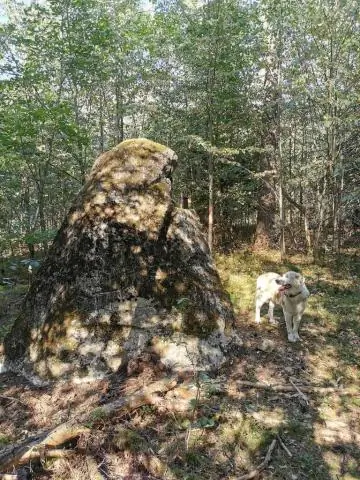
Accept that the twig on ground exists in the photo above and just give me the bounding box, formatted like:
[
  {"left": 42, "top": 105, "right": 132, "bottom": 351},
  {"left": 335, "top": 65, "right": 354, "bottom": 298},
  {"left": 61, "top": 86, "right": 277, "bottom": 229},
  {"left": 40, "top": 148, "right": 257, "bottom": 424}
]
[
  {"left": 289, "top": 378, "right": 309, "bottom": 405},
  {"left": 237, "top": 439, "right": 277, "bottom": 480},
  {"left": 0, "top": 377, "right": 177, "bottom": 472},
  {"left": 0, "top": 427, "right": 88, "bottom": 472},
  {"left": 237, "top": 380, "right": 357, "bottom": 395},
  {"left": 0, "top": 396, "right": 27, "bottom": 406},
  {"left": 276, "top": 434, "right": 292, "bottom": 457}
]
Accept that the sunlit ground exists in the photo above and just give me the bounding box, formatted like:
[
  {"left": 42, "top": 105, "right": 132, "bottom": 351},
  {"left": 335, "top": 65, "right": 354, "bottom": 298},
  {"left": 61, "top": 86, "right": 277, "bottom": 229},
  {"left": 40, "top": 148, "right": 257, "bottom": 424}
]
[
  {"left": 215, "top": 248, "right": 360, "bottom": 479},
  {"left": 0, "top": 248, "right": 359, "bottom": 479}
]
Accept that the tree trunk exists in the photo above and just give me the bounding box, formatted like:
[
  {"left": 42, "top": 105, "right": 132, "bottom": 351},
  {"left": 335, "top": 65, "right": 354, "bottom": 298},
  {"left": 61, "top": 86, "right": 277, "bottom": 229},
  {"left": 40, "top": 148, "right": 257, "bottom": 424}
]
[
  {"left": 205, "top": 0, "right": 221, "bottom": 252},
  {"left": 99, "top": 88, "right": 105, "bottom": 152},
  {"left": 278, "top": 95, "right": 285, "bottom": 259},
  {"left": 208, "top": 151, "right": 214, "bottom": 252},
  {"left": 277, "top": 5, "right": 285, "bottom": 259},
  {"left": 313, "top": 177, "right": 327, "bottom": 263},
  {"left": 115, "top": 81, "right": 124, "bottom": 143},
  {"left": 253, "top": 180, "right": 275, "bottom": 250}
]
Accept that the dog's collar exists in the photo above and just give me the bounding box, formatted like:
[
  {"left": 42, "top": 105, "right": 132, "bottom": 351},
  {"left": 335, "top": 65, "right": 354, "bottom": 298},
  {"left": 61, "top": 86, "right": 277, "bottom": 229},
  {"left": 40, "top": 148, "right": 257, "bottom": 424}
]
[{"left": 285, "top": 291, "right": 302, "bottom": 298}]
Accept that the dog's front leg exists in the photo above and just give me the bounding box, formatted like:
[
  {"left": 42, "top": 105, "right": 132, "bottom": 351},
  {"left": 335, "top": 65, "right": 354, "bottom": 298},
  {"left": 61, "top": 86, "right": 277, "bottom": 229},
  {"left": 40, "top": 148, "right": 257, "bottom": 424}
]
[
  {"left": 292, "top": 314, "right": 302, "bottom": 341},
  {"left": 255, "top": 301, "right": 262, "bottom": 323},
  {"left": 284, "top": 311, "right": 296, "bottom": 342},
  {"left": 268, "top": 300, "right": 276, "bottom": 324},
  {"left": 255, "top": 294, "right": 263, "bottom": 323}
]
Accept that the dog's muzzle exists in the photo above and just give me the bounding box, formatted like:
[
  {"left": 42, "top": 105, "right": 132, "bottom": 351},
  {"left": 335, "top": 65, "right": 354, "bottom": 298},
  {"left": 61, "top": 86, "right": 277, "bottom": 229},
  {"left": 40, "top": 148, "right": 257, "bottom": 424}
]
[{"left": 275, "top": 278, "right": 292, "bottom": 292}]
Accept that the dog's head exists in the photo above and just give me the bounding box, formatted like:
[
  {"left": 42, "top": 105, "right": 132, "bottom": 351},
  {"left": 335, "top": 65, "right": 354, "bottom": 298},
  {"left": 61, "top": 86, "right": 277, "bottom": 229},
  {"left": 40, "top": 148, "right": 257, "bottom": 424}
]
[{"left": 275, "top": 271, "right": 305, "bottom": 294}]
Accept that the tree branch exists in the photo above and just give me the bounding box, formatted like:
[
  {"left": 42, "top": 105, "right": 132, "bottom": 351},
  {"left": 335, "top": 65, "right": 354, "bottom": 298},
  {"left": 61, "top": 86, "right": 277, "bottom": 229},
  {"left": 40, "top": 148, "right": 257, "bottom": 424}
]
[
  {"left": 0, "top": 377, "right": 177, "bottom": 472},
  {"left": 237, "top": 380, "right": 357, "bottom": 395},
  {"left": 238, "top": 439, "right": 277, "bottom": 480}
]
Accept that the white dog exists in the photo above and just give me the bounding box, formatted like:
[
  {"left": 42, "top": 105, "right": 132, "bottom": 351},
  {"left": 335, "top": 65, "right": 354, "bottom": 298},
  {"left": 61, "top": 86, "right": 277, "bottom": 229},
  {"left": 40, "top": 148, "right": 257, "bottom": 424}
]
[{"left": 255, "top": 271, "right": 310, "bottom": 342}]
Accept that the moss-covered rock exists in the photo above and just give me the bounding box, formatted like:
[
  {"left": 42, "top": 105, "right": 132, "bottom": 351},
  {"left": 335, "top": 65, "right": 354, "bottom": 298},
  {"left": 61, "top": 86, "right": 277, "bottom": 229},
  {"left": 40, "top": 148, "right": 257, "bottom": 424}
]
[{"left": 4, "top": 138, "right": 237, "bottom": 382}]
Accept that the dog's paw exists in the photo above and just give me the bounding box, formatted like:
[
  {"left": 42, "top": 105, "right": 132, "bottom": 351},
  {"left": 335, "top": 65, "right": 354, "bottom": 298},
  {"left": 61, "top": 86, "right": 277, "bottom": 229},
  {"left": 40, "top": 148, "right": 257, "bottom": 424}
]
[
  {"left": 288, "top": 333, "right": 299, "bottom": 342},
  {"left": 255, "top": 317, "right": 261, "bottom": 324},
  {"left": 269, "top": 317, "right": 278, "bottom": 325}
]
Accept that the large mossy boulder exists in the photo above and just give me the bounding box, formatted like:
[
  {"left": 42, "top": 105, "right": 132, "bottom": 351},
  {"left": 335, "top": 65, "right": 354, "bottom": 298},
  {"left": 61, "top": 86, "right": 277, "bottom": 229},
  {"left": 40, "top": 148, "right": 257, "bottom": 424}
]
[{"left": 4, "top": 138, "right": 238, "bottom": 381}]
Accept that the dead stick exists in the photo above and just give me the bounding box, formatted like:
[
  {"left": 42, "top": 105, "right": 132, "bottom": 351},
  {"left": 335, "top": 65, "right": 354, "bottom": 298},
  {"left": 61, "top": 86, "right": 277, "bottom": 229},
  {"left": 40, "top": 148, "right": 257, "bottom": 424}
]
[
  {"left": 0, "top": 396, "right": 27, "bottom": 406},
  {"left": 237, "top": 380, "right": 357, "bottom": 395},
  {"left": 276, "top": 434, "right": 292, "bottom": 457},
  {"left": 0, "top": 448, "right": 75, "bottom": 471},
  {"left": 0, "top": 377, "right": 177, "bottom": 472},
  {"left": 237, "top": 439, "right": 277, "bottom": 480},
  {"left": 289, "top": 378, "right": 309, "bottom": 405},
  {"left": 42, "top": 448, "right": 75, "bottom": 458},
  {"left": 0, "top": 428, "right": 87, "bottom": 472}
]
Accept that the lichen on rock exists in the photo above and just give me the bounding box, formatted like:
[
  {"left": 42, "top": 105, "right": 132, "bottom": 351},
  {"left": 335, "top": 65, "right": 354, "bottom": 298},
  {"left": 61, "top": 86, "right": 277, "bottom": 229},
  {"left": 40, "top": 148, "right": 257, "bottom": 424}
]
[{"left": 4, "top": 138, "right": 238, "bottom": 381}]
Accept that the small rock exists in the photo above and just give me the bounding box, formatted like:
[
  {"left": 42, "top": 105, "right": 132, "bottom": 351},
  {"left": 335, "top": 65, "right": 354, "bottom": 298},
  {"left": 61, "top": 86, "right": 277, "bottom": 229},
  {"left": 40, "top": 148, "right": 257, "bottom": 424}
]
[{"left": 258, "top": 339, "right": 276, "bottom": 352}]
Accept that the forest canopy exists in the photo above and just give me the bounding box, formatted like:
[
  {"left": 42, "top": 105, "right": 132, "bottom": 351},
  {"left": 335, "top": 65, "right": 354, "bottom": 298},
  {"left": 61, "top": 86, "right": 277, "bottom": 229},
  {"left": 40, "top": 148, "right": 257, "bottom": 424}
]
[
  {"left": 1, "top": 0, "right": 359, "bottom": 258},
  {"left": 1, "top": 4, "right": 360, "bottom": 479}
]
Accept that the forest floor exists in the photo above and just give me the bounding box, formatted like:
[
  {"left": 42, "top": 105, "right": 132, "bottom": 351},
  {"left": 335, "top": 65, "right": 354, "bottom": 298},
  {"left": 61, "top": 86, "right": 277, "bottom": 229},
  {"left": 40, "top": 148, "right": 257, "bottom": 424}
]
[{"left": 0, "top": 249, "right": 359, "bottom": 479}]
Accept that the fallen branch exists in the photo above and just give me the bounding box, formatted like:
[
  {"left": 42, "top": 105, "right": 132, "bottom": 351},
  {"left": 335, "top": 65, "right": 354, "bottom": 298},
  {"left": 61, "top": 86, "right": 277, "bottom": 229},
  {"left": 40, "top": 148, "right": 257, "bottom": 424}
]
[
  {"left": 0, "top": 396, "right": 27, "bottom": 406},
  {"left": 289, "top": 378, "right": 309, "bottom": 405},
  {"left": 0, "top": 449, "right": 75, "bottom": 479},
  {"left": 238, "top": 439, "right": 277, "bottom": 480},
  {"left": 0, "top": 427, "right": 89, "bottom": 472},
  {"left": 276, "top": 434, "right": 292, "bottom": 458},
  {"left": 0, "top": 377, "right": 177, "bottom": 472},
  {"left": 237, "top": 380, "right": 357, "bottom": 395}
]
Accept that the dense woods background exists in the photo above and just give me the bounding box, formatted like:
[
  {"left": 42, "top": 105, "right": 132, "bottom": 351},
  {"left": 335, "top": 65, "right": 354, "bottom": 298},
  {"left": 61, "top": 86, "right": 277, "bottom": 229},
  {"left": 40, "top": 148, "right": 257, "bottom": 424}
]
[{"left": 1, "top": 0, "right": 359, "bottom": 260}]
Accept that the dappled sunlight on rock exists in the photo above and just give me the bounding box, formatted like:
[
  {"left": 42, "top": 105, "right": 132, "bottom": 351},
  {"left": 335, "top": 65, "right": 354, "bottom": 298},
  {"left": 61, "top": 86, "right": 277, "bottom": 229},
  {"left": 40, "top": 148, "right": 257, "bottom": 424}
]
[{"left": 4, "top": 138, "right": 236, "bottom": 381}]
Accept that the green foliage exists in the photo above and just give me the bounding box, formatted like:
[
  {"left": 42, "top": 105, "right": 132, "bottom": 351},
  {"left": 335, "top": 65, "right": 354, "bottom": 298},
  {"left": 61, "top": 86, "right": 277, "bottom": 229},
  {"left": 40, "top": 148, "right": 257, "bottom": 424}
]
[
  {"left": 112, "top": 426, "right": 148, "bottom": 452},
  {"left": 87, "top": 407, "right": 108, "bottom": 424},
  {"left": 0, "top": 435, "right": 12, "bottom": 446},
  {"left": 175, "top": 296, "right": 191, "bottom": 312},
  {"left": 0, "top": 0, "right": 360, "bottom": 254},
  {"left": 193, "top": 416, "right": 216, "bottom": 429},
  {"left": 23, "top": 229, "right": 56, "bottom": 246}
]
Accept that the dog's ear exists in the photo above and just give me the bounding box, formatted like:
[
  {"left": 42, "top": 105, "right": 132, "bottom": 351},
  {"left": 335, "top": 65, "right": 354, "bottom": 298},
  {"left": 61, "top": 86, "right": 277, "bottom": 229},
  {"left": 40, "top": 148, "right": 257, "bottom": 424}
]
[{"left": 294, "top": 272, "right": 305, "bottom": 285}]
